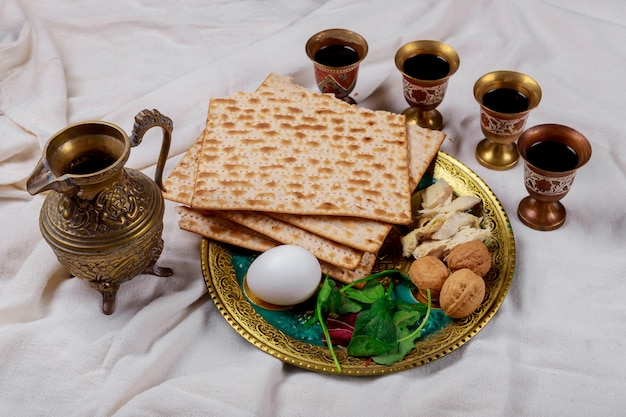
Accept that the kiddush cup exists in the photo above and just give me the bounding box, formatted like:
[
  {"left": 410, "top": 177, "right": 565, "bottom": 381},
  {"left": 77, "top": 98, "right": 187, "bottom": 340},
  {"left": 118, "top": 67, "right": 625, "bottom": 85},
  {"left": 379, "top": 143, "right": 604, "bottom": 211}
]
[
  {"left": 306, "top": 28, "right": 368, "bottom": 104},
  {"left": 517, "top": 124, "right": 591, "bottom": 231},
  {"left": 394, "top": 40, "right": 459, "bottom": 130},
  {"left": 474, "top": 70, "right": 542, "bottom": 170}
]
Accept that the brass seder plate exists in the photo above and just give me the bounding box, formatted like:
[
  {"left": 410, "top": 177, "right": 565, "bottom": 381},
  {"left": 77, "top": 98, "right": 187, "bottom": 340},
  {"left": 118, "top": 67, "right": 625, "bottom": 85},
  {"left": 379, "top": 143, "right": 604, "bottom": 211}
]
[{"left": 201, "top": 151, "right": 515, "bottom": 376}]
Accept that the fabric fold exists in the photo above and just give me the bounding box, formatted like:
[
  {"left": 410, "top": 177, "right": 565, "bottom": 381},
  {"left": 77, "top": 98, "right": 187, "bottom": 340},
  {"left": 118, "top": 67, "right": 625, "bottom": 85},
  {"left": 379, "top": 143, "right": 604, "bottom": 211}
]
[{"left": 0, "top": 0, "right": 67, "bottom": 190}]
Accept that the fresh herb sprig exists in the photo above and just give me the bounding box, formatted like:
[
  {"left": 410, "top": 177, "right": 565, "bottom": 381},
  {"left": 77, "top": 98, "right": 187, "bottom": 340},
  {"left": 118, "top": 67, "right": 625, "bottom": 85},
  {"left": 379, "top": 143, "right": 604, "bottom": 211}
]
[
  {"left": 310, "top": 270, "right": 432, "bottom": 373},
  {"left": 314, "top": 276, "right": 342, "bottom": 373}
]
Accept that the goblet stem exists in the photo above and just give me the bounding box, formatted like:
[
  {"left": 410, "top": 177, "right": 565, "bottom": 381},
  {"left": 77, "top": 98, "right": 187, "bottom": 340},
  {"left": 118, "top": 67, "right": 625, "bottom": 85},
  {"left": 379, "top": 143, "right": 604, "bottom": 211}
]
[
  {"left": 340, "top": 95, "right": 357, "bottom": 105},
  {"left": 402, "top": 107, "right": 443, "bottom": 130},
  {"left": 517, "top": 196, "right": 566, "bottom": 231},
  {"left": 475, "top": 139, "right": 519, "bottom": 170}
]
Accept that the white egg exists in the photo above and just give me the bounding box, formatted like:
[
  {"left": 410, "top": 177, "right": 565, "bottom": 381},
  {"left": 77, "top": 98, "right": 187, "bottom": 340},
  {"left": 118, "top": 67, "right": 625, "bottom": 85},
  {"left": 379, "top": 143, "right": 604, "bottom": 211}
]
[{"left": 246, "top": 245, "right": 322, "bottom": 306}]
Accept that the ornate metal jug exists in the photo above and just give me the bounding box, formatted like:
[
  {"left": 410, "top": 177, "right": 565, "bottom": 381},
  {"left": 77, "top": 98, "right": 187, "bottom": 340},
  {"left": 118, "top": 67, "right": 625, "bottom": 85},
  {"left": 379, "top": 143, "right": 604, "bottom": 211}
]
[{"left": 27, "top": 109, "right": 174, "bottom": 314}]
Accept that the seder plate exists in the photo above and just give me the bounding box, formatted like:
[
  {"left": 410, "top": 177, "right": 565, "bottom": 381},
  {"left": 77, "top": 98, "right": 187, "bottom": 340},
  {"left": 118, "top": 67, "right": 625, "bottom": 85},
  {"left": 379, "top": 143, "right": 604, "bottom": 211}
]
[{"left": 201, "top": 151, "right": 515, "bottom": 376}]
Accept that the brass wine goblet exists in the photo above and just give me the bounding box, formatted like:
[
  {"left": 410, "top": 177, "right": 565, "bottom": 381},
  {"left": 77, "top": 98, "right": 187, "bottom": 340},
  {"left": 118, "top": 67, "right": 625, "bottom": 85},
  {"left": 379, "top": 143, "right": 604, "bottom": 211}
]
[
  {"left": 517, "top": 124, "right": 591, "bottom": 231},
  {"left": 474, "top": 70, "right": 542, "bottom": 170},
  {"left": 305, "top": 28, "right": 368, "bottom": 105},
  {"left": 394, "top": 40, "right": 460, "bottom": 130}
]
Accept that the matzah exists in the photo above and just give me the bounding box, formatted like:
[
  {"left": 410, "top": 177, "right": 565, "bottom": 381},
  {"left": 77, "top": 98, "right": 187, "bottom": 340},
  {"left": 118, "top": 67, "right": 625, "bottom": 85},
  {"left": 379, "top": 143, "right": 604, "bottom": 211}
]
[
  {"left": 175, "top": 206, "right": 278, "bottom": 252},
  {"left": 190, "top": 91, "right": 412, "bottom": 224},
  {"left": 163, "top": 72, "right": 392, "bottom": 214},
  {"left": 406, "top": 124, "right": 446, "bottom": 190},
  {"left": 254, "top": 73, "right": 349, "bottom": 110},
  {"left": 265, "top": 124, "right": 445, "bottom": 252},
  {"left": 162, "top": 131, "right": 203, "bottom": 205},
  {"left": 163, "top": 122, "right": 445, "bottom": 255},
  {"left": 321, "top": 251, "right": 377, "bottom": 286},
  {"left": 267, "top": 212, "right": 391, "bottom": 253},
  {"left": 176, "top": 206, "right": 376, "bottom": 285},
  {"left": 164, "top": 74, "right": 445, "bottom": 275},
  {"left": 210, "top": 209, "right": 364, "bottom": 270}
]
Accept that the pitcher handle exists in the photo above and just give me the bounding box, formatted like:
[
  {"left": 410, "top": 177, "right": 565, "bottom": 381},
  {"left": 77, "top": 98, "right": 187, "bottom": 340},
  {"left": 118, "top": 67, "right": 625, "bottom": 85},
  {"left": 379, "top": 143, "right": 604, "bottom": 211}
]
[{"left": 129, "top": 109, "right": 173, "bottom": 191}]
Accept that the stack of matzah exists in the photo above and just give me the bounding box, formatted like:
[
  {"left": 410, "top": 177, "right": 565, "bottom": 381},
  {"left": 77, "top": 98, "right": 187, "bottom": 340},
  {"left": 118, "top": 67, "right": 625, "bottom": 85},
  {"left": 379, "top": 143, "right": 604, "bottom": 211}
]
[{"left": 164, "top": 73, "right": 445, "bottom": 284}]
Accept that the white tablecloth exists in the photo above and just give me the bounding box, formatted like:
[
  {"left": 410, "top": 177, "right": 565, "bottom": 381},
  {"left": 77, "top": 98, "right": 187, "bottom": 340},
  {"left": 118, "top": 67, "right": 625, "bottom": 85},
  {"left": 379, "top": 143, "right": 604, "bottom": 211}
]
[{"left": 1, "top": 0, "right": 624, "bottom": 415}]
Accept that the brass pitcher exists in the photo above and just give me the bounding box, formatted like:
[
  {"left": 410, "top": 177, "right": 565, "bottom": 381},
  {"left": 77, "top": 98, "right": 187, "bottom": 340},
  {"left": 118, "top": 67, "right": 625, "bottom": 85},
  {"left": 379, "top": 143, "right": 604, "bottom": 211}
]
[{"left": 27, "top": 109, "right": 174, "bottom": 315}]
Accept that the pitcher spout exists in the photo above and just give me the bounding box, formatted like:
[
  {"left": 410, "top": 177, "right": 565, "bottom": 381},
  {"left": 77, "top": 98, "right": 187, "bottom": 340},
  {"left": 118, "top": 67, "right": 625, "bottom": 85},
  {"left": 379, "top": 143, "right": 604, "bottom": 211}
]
[{"left": 27, "top": 158, "right": 76, "bottom": 195}]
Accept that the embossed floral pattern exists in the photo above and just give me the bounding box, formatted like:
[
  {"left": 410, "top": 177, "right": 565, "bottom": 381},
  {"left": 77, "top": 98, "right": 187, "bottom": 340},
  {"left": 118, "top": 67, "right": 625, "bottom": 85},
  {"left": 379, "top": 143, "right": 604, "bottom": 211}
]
[
  {"left": 403, "top": 78, "right": 447, "bottom": 106},
  {"left": 51, "top": 170, "right": 151, "bottom": 234},
  {"left": 481, "top": 111, "right": 528, "bottom": 136},
  {"left": 96, "top": 181, "right": 140, "bottom": 227},
  {"left": 524, "top": 164, "right": 576, "bottom": 196}
]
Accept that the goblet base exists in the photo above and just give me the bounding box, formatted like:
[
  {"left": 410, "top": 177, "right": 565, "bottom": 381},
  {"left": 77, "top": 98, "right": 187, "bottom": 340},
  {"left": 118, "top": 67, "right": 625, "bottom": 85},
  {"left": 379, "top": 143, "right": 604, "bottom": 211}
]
[
  {"left": 517, "top": 196, "right": 566, "bottom": 231},
  {"left": 402, "top": 107, "right": 443, "bottom": 131},
  {"left": 475, "top": 139, "right": 519, "bottom": 170}
]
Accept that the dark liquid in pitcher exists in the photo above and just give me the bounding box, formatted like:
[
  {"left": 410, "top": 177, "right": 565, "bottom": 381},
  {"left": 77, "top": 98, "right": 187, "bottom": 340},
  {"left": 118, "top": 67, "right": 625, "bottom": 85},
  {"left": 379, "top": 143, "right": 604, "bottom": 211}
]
[
  {"left": 67, "top": 152, "right": 117, "bottom": 175},
  {"left": 403, "top": 53, "right": 450, "bottom": 80},
  {"left": 482, "top": 88, "right": 529, "bottom": 113},
  {"left": 314, "top": 45, "right": 359, "bottom": 67},
  {"left": 526, "top": 141, "right": 579, "bottom": 172}
]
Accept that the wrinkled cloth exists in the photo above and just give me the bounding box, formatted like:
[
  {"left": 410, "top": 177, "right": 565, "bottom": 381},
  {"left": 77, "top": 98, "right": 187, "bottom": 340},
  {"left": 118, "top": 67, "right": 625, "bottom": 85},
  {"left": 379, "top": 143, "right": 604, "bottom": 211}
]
[
  {"left": 0, "top": 0, "right": 66, "bottom": 189},
  {"left": 1, "top": 0, "right": 625, "bottom": 416}
]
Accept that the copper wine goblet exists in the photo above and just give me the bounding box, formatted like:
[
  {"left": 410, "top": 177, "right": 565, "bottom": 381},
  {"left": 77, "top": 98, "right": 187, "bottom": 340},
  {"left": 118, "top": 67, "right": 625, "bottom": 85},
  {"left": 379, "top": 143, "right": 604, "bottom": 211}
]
[
  {"left": 517, "top": 124, "right": 591, "bottom": 231},
  {"left": 305, "top": 28, "right": 368, "bottom": 105},
  {"left": 474, "top": 70, "right": 542, "bottom": 170},
  {"left": 394, "top": 40, "right": 460, "bottom": 130}
]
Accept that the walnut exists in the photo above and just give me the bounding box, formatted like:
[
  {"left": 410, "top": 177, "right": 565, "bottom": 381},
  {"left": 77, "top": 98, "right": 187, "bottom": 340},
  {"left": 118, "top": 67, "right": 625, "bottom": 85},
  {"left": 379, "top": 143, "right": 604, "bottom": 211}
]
[
  {"left": 409, "top": 256, "right": 449, "bottom": 301},
  {"left": 445, "top": 240, "right": 491, "bottom": 277},
  {"left": 439, "top": 268, "right": 485, "bottom": 319}
]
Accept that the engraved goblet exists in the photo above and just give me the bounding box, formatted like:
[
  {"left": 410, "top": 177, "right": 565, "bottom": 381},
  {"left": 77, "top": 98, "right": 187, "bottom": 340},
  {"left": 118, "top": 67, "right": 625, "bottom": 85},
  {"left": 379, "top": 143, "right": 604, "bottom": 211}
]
[
  {"left": 517, "top": 124, "right": 591, "bottom": 231},
  {"left": 474, "top": 70, "right": 542, "bottom": 170},
  {"left": 305, "top": 28, "right": 368, "bottom": 105},
  {"left": 394, "top": 40, "right": 460, "bottom": 130}
]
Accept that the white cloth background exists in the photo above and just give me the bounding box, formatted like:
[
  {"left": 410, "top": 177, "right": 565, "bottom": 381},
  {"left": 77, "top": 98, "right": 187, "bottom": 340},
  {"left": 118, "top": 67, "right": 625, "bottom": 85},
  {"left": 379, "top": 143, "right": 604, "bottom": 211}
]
[{"left": 1, "top": 0, "right": 625, "bottom": 416}]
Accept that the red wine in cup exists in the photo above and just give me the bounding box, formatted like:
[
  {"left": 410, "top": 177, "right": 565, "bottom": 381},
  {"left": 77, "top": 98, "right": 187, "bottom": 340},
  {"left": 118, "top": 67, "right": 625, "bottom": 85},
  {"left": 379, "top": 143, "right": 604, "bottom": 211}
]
[
  {"left": 314, "top": 45, "right": 359, "bottom": 67},
  {"left": 402, "top": 53, "right": 450, "bottom": 80},
  {"left": 482, "top": 88, "right": 530, "bottom": 113},
  {"left": 526, "top": 141, "right": 579, "bottom": 172}
]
